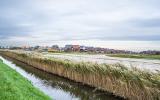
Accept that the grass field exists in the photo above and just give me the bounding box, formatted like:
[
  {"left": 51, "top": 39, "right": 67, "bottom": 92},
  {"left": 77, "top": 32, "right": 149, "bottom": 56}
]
[
  {"left": 0, "top": 59, "right": 51, "bottom": 100},
  {"left": 1, "top": 51, "right": 160, "bottom": 100},
  {"left": 107, "top": 54, "right": 160, "bottom": 60}
]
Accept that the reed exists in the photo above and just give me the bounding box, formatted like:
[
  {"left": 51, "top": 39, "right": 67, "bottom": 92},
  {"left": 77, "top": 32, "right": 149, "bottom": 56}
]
[{"left": 0, "top": 51, "right": 160, "bottom": 100}]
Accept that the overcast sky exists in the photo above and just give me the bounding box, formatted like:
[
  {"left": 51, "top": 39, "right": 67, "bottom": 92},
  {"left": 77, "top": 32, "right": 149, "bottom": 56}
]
[{"left": 0, "top": 0, "right": 160, "bottom": 51}]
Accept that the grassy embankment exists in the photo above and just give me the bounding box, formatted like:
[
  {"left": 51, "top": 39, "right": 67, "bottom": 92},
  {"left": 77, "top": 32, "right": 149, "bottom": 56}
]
[
  {"left": 1, "top": 51, "right": 160, "bottom": 100},
  {"left": 107, "top": 54, "right": 160, "bottom": 60},
  {"left": 0, "top": 58, "right": 51, "bottom": 100}
]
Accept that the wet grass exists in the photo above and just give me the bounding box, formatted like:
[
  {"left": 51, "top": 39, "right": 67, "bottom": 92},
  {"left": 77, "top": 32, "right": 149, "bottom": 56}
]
[
  {"left": 0, "top": 58, "right": 51, "bottom": 100},
  {"left": 107, "top": 54, "right": 160, "bottom": 60},
  {"left": 1, "top": 51, "right": 160, "bottom": 100}
]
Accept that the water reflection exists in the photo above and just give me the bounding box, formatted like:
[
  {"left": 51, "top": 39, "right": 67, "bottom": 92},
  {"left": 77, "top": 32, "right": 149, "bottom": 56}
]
[{"left": 1, "top": 56, "right": 124, "bottom": 100}]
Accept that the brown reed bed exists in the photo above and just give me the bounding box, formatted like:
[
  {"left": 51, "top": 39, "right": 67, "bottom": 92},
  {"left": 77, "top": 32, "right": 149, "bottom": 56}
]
[{"left": 0, "top": 51, "right": 160, "bottom": 100}]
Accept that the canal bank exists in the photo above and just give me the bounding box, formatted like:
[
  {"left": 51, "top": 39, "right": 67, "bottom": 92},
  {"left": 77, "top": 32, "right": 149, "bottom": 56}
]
[
  {"left": 0, "top": 56, "right": 122, "bottom": 100},
  {"left": 0, "top": 57, "right": 51, "bottom": 100},
  {"left": 0, "top": 51, "right": 160, "bottom": 100}
]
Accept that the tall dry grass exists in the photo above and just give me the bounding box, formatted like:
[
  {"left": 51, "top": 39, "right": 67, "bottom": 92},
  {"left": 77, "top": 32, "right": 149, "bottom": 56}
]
[{"left": 0, "top": 51, "right": 160, "bottom": 100}]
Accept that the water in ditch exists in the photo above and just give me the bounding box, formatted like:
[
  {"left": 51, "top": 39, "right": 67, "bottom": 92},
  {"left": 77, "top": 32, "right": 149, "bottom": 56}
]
[{"left": 0, "top": 56, "right": 124, "bottom": 100}]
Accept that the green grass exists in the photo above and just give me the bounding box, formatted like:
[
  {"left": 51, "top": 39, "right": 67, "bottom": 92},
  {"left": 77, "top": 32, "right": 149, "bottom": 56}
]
[
  {"left": 0, "top": 59, "right": 51, "bottom": 100},
  {"left": 107, "top": 54, "right": 160, "bottom": 60}
]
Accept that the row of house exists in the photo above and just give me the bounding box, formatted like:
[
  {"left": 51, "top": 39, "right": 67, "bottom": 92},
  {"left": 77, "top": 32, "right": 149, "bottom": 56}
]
[
  {"left": 2, "top": 45, "right": 159, "bottom": 54},
  {"left": 1, "top": 45, "right": 135, "bottom": 54},
  {"left": 63, "top": 45, "right": 135, "bottom": 54},
  {"left": 140, "top": 50, "right": 160, "bottom": 55}
]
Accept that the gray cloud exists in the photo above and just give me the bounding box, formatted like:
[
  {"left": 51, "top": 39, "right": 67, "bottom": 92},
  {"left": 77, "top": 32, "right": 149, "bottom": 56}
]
[
  {"left": 0, "top": 0, "right": 160, "bottom": 44},
  {"left": 129, "top": 18, "right": 160, "bottom": 28}
]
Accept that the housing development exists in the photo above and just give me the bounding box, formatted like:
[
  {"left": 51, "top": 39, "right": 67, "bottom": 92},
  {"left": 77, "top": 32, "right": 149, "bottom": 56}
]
[{"left": 1, "top": 45, "right": 160, "bottom": 55}]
